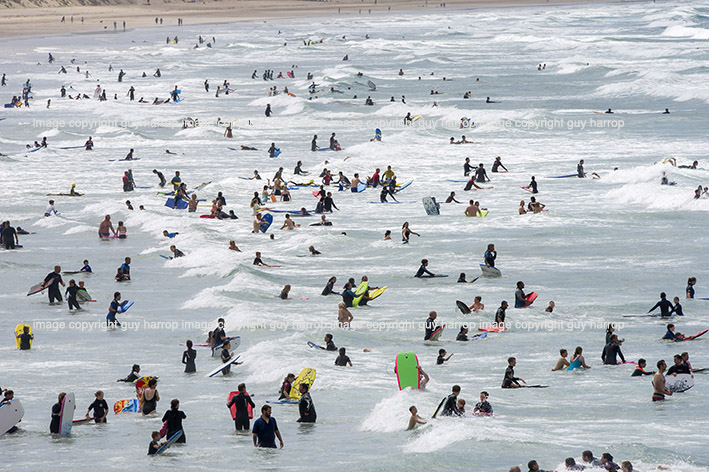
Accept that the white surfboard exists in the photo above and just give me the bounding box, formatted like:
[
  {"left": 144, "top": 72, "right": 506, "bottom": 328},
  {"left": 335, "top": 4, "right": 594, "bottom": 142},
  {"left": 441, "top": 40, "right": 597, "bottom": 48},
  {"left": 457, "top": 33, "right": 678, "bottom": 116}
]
[
  {"left": 479, "top": 264, "right": 501, "bottom": 277},
  {"left": 211, "top": 336, "right": 241, "bottom": 357},
  {"left": 59, "top": 392, "right": 75, "bottom": 434},
  {"left": 206, "top": 355, "right": 241, "bottom": 378},
  {"left": 0, "top": 399, "right": 24, "bottom": 435},
  {"left": 663, "top": 373, "right": 694, "bottom": 393}
]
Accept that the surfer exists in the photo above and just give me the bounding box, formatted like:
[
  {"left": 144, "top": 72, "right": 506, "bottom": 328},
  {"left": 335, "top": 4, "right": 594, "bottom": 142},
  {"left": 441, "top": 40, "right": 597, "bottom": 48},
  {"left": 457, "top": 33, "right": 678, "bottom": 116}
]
[
  {"left": 502, "top": 357, "right": 526, "bottom": 388},
  {"left": 552, "top": 349, "right": 570, "bottom": 371},
  {"left": 445, "top": 192, "right": 460, "bottom": 203},
  {"left": 568, "top": 346, "right": 591, "bottom": 370},
  {"left": 324, "top": 334, "right": 337, "bottom": 351},
  {"left": 686, "top": 277, "right": 696, "bottom": 298},
  {"left": 437, "top": 349, "right": 453, "bottom": 365},
  {"left": 279, "top": 374, "right": 295, "bottom": 400},
  {"left": 439, "top": 385, "right": 462, "bottom": 416},
  {"left": 107, "top": 291, "right": 123, "bottom": 327},
  {"left": 16, "top": 325, "right": 33, "bottom": 350},
  {"left": 424, "top": 311, "right": 438, "bottom": 340},
  {"left": 401, "top": 222, "right": 420, "bottom": 244},
  {"left": 491, "top": 156, "right": 508, "bottom": 173},
  {"left": 86, "top": 391, "right": 108, "bottom": 423},
  {"left": 652, "top": 360, "right": 672, "bottom": 402},
  {"left": 141, "top": 378, "right": 159, "bottom": 415},
  {"left": 227, "top": 383, "right": 255, "bottom": 431},
  {"left": 335, "top": 347, "right": 352, "bottom": 366},
  {"left": 98, "top": 215, "right": 117, "bottom": 238},
  {"left": 631, "top": 359, "right": 654, "bottom": 376},
  {"left": 495, "top": 301, "right": 508, "bottom": 325},
  {"left": 65, "top": 279, "right": 81, "bottom": 311},
  {"left": 523, "top": 176, "right": 538, "bottom": 193},
  {"left": 415, "top": 259, "right": 438, "bottom": 278},
  {"left": 667, "top": 355, "right": 690, "bottom": 376},
  {"left": 152, "top": 169, "right": 166, "bottom": 187},
  {"left": 514, "top": 281, "right": 528, "bottom": 308},
  {"left": 252, "top": 405, "right": 284, "bottom": 448},
  {"left": 182, "top": 340, "right": 196, "bottom": 373},
  {"left": 169, "top": 245, "right": 185, "bottom": 258},
  {"left": 474, "top": 163, "right": 489, "bottom": 183},
  {"left": 473, "top": 391, "right": 493, "bottom": 415},
  {"left": 463, "top": 157, "right": 474, "bottom": 176},
  {"left": 671, "top": 297, "right": 684, "bottom": 316},
  {"left": 407, "top": 406, "right": 427, "bottom": 430},
  {"left": 380, "top": 185, "right": 397, "bottom": 203},
  {"left": 484, "top": 244, "right": 497, "bottom": 267},
  {"left": 117, "top": 364, "right": 141, "bottom": 382},
  {"left": 321, "top": 277, "right": 338, "bottom": 296},
  {"left": 577, "top": 159, "right": 587, "bottom": 178},
  {"left": 648, "top": 292, "right": 673, "bottom": 317},
  {"left": 464, "top": 200, "right": 480, "bottom": 217},
  {"left": 43, "top": 265, "right": 65, "bottom": 303},
  {"left": 601, "top": 334, "right": 625, "bottom": 365}
]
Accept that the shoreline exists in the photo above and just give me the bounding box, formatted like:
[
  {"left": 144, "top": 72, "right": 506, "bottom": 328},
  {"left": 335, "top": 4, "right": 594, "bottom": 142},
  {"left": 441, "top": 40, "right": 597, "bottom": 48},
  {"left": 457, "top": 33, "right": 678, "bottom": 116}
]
[{"left": 0, "top": 0, "right": 618, "bottom": 40}]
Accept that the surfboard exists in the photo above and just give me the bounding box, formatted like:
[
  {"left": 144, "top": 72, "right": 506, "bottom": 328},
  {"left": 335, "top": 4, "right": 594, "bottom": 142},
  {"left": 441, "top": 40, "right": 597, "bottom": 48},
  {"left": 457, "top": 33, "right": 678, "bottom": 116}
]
[
  {"left": 113, "top": 399, "right": 139, "bottom": 414},
  {"left": 289, "top": 368, "right": 316, "bottom": 400},
  {"left": 479, "top": 264, "right": 502, "bottom": 277},
  {"left": 352, "top": 281, "right": 369, "bottom": 307},
  {"left": 396, "top": 180, "right": 414, "bottom": 192},
  {"left": 120, "top": 300, "right": 134, "bottom": 312},
  {"left": 165, "top": 198, "right": 188, "bottom": 210},
  {"left": 76, "top": 289, "right": 93, "bottom": 302},
  {"left": 623, "top": 313, "right": 675, "bottom": 318},
  {"left": 422, "top": 196, "right": 439, "bottom": 215},
  {"left": 266, "top": 399, "right": 298, "bottom": 404},
  {"left": 368, "top": 286, "right": 387, "bottom": 300},
  {"left": 456, "top": 300, "right": 471, "bottom": 314},
  {"left": 683, "top": 329, "right": 708, "bottom": 341},
  {"left": 206, "top": 355, "right": 241, "bottom": 378},
  {"left": 519, "top": 185, "right": 534, "bottom": 193},
  {"left": 307, "top": 341, "right": 325, "bottom": 350},
  {"left": 357, "top": 182, "right": 366, "bottom": 192},
  {"left": 432, "top": 396, "right": 447, "bottom": 418},
  {"left": 260, "top": 213, "right": 273, "bottom": 233},
  {"left": 27, "top": 283, "right": 45, "bottom": 296},
  {"left": 156, "top": 430, "right": 183, "bottom": 454},
  {"left": 411, "top": 115, "right": 422, "bottom": 123},
  {"left": 430, "top": 325, "right": 445, "bottom": 341},
  {"left": 471, "top": 332, "right": 488, "bottom": 341},
  {"left": 479, "top": 326, "right": 503, "bottom": 332},
  {"left": 59, "top": 392, "right": 75, "bottom": 434},
  {"left": 548, "top": 174, "right": 577, "bottom": 179},
  {"left": 0, "top": 400, "right": 24, "bottom": 436},
  {"left": 661, "top": 373, "right": 694, "bottom": 393},
  {"left": 72, "top": 417, "right": 95, "bottom": 425},
  {"left": 14, "top": 324, "right": 32, "bottom": 349},
  {"left": 228, "top": 391, "right": 253, "bottom": 420},
  {"left": 525, "top": 292, "right": 538, "bottom": 305},
  {"left": 395, "top": 352, "right": 420, "bottom": 390},
  {"left": 477, "top": 210, "right": 489, "bottom": 217},
  {"left": 212, "top": 336, "right": 240, "bottom": 357}
]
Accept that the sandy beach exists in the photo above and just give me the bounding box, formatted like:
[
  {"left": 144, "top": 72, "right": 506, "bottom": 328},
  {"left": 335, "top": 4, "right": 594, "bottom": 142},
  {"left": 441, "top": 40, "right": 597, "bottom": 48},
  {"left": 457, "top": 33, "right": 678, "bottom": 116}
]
[{"left": 1, "top": 0, "right": 614, "bottom": 39}]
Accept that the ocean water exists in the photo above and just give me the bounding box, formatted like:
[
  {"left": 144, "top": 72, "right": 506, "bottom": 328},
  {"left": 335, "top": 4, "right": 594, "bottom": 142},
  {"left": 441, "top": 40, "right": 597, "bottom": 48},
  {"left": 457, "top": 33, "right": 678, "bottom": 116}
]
[{"left": 1, "top": 1, "right": 709, "bottom": 470}]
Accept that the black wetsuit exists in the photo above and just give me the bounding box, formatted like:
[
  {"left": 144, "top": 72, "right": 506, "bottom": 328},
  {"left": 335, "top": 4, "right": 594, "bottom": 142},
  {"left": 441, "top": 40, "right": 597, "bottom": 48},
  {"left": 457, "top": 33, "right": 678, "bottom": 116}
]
[
  {"left": 424, "top": 316, "right": 436, "bottom": 340},
  {"left": 44, "top": 271, "right": 64, "bottom": 303},
  {"left": 221, "top": 348, "right": 232, "bottom": 375},
  {"left": 440, "top": 394, "right": 461, "bottom": 417},
  {"left": 667, "top": 364, "right": 691, "bottom": 376},
  {"left": 66, "top": 285, "right": 80, "bottom": 310},
  {"left": 484, "top": 250, "right": 496, "bottom": 267},
  {"left": 148, "top": 440, "right": 159, "bottom": 455},
  {"left": 464, "top": 162, "right": 473, "bottom": 176},
  {"left": 323, "top": 196, "right": 338, "bottom": 212},
  {"left": 474, "top": 401, "right": 492, "bottom": 414},
  {"left": 342, "top": 289, "right": 355, "bottom": 307},
  {"left": 298, "top": 392, "right": 316, "bottom": 423},
  {"left": 18, "top": 333, "right": 32, "bottom": 350},
  {"left": 649, "top": 299, "right": 673, "bottom": 317},
  {"left": 495, "top": 307, "right": 506, "bottom": 324},
  {"left": 456, "top": 332, "right": 469, "bottom": 341},
  {"left": 182, "top": 348, "right": 196, "bottom": 373},
  {"left": 437, "top": 355, "right": 445, "bottom": 365},
  {"left": 601, "top": 342, "right": 625, "bottom": 365},
  {"left": 322, "top": 281, "right": 336, "bottom": 296},
  {"left": 162, "top": 409, "right": 186, "bottom": 443},
  {"left": 335, "top": 354, "right": 351, "bottom": 366},
  {"left": 491, "top": 160, "right": 507, "bottom": 172},
  {"left": 118, "top": 371, "right": 139, "bottom": 382},
  {"left": 577, "top": 164, "right": 585, "bottom": 178},
  {"left": 227, "top": 392, "right": 255, "bottom": 430},
  {"left": 672, "top": 303, "right": 684, "bottom": 316},
  {"left": 502, "top": 365, "right": 520, "bottom": 388},
  {"left": 326, "top": 340, "right": 337, "bottom": 351},
  {"left": 415, "top": 264, "right": 434, "bottom": 278},
  {"left": 475, "top": 167, "right": 488, "bottom": 183},
  {"left": 631, "top": 367, "right": 653, "bottom": 377},
  {"left": 50, "top": 402, "right": 61, "bottom": 433},
  {"left": 88, "top": 399, "right": 108, "bottom": 423}
]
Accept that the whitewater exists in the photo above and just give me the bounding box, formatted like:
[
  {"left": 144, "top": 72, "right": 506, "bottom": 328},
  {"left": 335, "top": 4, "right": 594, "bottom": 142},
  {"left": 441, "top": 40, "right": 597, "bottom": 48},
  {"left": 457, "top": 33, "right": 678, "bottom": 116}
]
[{"left": 1, "top": 1, "right": 709, "bottom": 470}]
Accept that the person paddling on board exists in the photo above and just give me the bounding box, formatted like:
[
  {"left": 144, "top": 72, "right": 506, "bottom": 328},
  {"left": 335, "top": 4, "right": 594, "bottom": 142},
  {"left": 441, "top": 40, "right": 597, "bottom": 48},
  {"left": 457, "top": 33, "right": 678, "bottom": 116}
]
[
  {"left": 491, "top": 156, "right": 507, "bottom": 173},
  {"left": 415, "top": 259, "right": 438, "bottom": 278},
  {"left": 648, "top": 292, "right": 673, "bottom": 317},
  {"left": 652, "top": 360, "right": 673, "bottom": 402},
  {"left": 501, "top": 357, "right": 526, "bottom": 388},
  {"left": 662, "top": 324, "right": 684, "bottom": 341}
]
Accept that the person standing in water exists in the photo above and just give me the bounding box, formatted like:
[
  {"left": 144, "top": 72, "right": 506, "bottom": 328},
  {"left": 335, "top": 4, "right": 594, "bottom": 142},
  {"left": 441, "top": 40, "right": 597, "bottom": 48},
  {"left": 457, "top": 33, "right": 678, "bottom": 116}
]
[
  {"left": 162, "top": 399, "right": 187, "bottom": 443},
  {"left": 652, "top": 360, "right": 673, "bottom": 402},
  {"left": 227, "top": 383, "right": 256, "bottom": 431},
  {"left": 43, "top": 265, "right": 65, "bottom": 304},
  {"left": 50, "top": 392, "right": 67, "bottom": 433},
  {"left": 182, "top": 340, "right": 196, "bottom": 373},
  {"left": 86, "top": 390, "right": 108, "bottom": 423},
  {"left": 252, "top": 405, "right": 284, "bottom": 448},
  {"left": 484, "top": 244, "right": 497, "bottom": 267},
  {"left": 297, "top": 384, "right": 316, "bottom": 423}
]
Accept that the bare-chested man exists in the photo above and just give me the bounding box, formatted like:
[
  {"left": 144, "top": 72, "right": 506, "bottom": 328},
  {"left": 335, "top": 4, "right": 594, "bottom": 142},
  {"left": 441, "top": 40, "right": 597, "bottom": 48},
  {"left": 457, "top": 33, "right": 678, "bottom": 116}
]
[
  {"left": 653, "top": 360, "right": 673, "bottom": 402},
  {"left": 98, "top": 215, "right": 116, "bottom": 238}
]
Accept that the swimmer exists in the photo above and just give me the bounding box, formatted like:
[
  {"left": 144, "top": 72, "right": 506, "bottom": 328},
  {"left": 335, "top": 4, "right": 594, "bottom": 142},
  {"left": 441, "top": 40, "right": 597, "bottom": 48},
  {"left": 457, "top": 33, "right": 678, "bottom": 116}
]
[
  {"left": 551, "top": 349, "right": 570, "bottom": 371},
  {"left": 567, "top": 346, "right": 591, "bottom": 370},
  {"left": 406, "top": 406, "right": 426, "bottom": 430},
  {"left": 437, "top": 349, "right": 453, "bottom": 365},
  {"left": 648, "top": 291, "right": 673, "bottom": 317}
]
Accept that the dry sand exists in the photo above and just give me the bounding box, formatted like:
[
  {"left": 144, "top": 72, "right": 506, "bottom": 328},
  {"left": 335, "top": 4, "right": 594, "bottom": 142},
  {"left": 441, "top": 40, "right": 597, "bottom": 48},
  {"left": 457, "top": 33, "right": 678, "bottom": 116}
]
[{"left": 0, "top": 0, "right": 615, "bottom": 40}]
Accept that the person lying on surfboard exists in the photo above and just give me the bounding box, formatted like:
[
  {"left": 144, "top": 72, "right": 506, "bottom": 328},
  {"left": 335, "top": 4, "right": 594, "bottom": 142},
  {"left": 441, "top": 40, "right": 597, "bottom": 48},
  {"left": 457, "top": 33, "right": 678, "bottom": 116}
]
[{"left": 414, "top": 259, "right": 437, "bottom": 278}]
